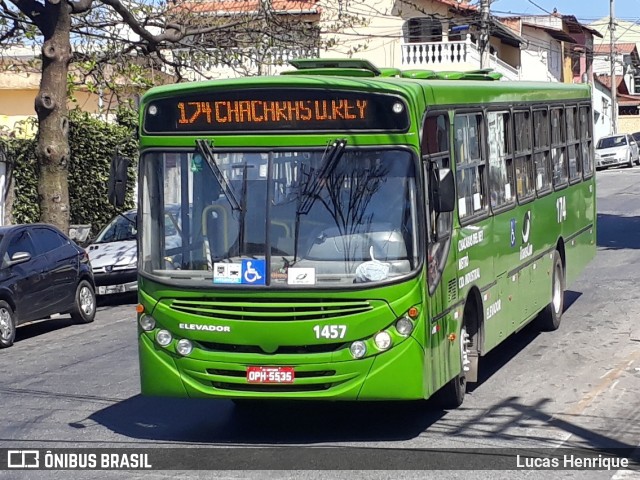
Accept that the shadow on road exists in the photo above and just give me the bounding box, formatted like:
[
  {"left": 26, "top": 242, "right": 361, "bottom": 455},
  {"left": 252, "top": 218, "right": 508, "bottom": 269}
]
[
  {"left": 13, "top": 292, "right": 137, "bottom": 345},
  {"left": 468, "top": 289, "right": 581, "bottom": 392},
  {"left": 14, "top": 316, "right": 78, "bottom": 343},
  {"left": 87, "top": 396, "right": 446, "bottom": 444},
  {"left": 597, "top": 213, "right": 640, "bottom": 250},
  {"left": 84, "top": 289, "right": 603, "bottom": 448},
  {"left": 97, "top": 291, "right": 138, "bottom": 308}
]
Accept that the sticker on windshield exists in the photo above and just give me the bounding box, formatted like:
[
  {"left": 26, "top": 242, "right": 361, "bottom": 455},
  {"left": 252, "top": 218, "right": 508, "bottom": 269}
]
[
  {"left": 241, "top": 259, "right": 266, "bottom": 285},
  {"left": 213, "top": 260, "right": 266, "bottom": 285},
  {"left": 213, "top": 263, "right": 242, "bottom": 284},
  {"left": 287, "top": 267, "right": 316, "bottom": 285}
]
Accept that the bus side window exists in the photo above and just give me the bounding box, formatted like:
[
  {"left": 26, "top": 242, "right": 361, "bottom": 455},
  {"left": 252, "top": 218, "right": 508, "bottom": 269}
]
[
  {"left": 580, "top": 106, "right": 594, "bottom": 177},
  {"left": 551, "top": 107, "right": 568, "bottom": 187},
  {"left": 455, "top": 113, "right": 487, "bottom": 220},
  {"left": 487, "top": 111, "right": 515, "bottom": 209},
  {"left": 566, "top": 106, "right": 582, "bottom": 182},
  {"left": 533, "top": 108, "right": 552, "bottom": 194},
  {"left": 514, "top": 110, "right": 535, "bottom": 201}
]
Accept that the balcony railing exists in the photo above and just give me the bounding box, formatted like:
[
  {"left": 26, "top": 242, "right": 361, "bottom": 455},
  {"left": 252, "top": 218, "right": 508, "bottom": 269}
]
[{"left": 401, "top": 35, "right": 520, "bottom": 80}]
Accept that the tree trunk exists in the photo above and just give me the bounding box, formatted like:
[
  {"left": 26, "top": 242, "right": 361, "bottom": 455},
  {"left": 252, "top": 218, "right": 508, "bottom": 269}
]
[{"left": 35, "top": 1, "right": 73, "bottom": 233}]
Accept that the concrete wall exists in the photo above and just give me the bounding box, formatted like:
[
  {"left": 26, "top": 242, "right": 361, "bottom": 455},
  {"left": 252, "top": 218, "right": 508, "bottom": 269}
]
[
  {"left": 592, "top": 79, "right": 613, "bottom": 142},
  {"left": 520, "top": 27, "right": 561, "bottom": 82},
  {"left": 619, "top": 116, "right": 640, "bottom": 135}
]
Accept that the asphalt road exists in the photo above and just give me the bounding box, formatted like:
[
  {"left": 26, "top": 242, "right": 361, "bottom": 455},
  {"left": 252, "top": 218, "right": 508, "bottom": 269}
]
[{"left": 1, "top": 168, "right": 639, "bottom": 479}]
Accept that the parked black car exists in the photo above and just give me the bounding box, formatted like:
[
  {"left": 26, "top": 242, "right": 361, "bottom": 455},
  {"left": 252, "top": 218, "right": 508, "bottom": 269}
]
[{"left": 0, "top": 223, "right": 96, "bottom": 348}]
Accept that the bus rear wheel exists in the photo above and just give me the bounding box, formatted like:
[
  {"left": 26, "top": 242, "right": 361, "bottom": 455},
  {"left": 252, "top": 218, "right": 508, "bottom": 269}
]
[
  {"left": 537, "top": 250, "right": 564, "bottom": 331},
  {"left": 434, "top": 326, "right": 469, "bottom": 409}
]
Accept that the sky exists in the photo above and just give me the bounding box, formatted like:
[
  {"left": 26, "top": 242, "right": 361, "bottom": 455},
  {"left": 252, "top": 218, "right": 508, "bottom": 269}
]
[{"left": 490, "top": 0, "right": 639, "bottom": 26}]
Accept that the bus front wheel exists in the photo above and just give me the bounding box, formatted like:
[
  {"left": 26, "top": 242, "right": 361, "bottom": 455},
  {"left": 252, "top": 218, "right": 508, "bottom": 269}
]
[
  {"left": 537, "top": 250, "right": 565, "bottom": 331},
  {"left": 434, "top": 325, "right": 469, "bottom": 409}
]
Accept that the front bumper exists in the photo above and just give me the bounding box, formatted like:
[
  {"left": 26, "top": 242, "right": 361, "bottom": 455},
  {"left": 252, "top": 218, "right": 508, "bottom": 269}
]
[
  {"left": 138, "top": 332, "right": 426, "bottom": 400},
  {"left": 93, "top": 269, "right": 137, "bottom": 294}
]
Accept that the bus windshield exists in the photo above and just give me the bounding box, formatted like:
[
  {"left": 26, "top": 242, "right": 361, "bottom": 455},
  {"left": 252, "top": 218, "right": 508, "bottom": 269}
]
[{"left": 140, "top": 148, "right": 420, "bottom": 287}]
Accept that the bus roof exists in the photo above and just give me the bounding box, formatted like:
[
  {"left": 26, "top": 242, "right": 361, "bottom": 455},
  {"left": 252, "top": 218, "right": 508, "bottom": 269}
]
[{"left": 141, "top": 59, "right": 591, "bottom": 108}]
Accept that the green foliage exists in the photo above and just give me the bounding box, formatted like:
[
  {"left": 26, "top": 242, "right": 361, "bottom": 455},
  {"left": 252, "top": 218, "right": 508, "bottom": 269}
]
[
  {"left": 1, "top": 111, "right": 138, "bottom": 236},
  {"left": 4, "top": 136, "right": 40, "bottom": 223}
]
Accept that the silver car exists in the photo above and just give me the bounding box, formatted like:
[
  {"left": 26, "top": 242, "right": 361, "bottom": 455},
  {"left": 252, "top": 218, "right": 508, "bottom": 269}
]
[
  {"left": 87, "top": 210, "right": 138, "bottom": 295},
  {"left": 595, "top": 134, "right": 640, "bottom": 170},
  {"left": 87, "top": 207, "right": 184, "bottom": 295}
]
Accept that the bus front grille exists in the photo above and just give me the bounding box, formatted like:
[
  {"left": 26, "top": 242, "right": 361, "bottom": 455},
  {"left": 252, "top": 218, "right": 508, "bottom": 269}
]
[
  {"left": 169, "top": 297, "right": 373, "bottom": 321},
  {"left": 199, "top": 341, "right": 345, "bottom": 355}
]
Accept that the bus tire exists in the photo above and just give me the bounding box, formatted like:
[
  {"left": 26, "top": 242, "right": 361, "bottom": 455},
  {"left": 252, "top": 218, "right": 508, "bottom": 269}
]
[
  {"left": 537, "top": 250, "right": 564, "bottom": 331},
  {"left": 0, "top": 300, "right": 16, "bottom": 348},
  {"left": 434, "top": 325, "right": 469, "bottom": 409}
]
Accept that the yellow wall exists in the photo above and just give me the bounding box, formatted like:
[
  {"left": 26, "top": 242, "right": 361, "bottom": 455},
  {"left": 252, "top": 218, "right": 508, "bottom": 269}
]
[
  {"left": 619, "top": 116, "right": 640, "bottom": 134},
  {"left": 0, "top": 87, "right": 109, "bottom": 138}
]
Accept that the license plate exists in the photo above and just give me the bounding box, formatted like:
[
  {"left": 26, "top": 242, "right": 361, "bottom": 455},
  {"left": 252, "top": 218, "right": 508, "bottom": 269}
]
[
  {"left": 246, "top": 366, "right": 295, "bottom": 384},
  {"left": 97, "top": 284, "right": 126, "bottom": 295}
]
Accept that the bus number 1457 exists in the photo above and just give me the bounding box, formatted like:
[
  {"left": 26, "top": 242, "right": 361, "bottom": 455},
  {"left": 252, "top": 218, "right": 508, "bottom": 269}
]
[{"left": 313, "top": 325, "right": 347, "bottom": 339}]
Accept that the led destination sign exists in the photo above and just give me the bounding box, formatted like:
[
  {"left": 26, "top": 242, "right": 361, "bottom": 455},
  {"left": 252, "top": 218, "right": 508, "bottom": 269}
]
[{"left": 144, "top": 89, "right": 409, "bottom": 133}]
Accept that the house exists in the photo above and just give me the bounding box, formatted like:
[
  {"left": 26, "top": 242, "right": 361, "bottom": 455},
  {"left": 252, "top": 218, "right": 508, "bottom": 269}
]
[
  {"left": 172, "top": 0, "right": 523, "bottom": 79},
  {"left": 0, "top": 46, "right": 129, "bottom": 138},
  {"left": 593, "top": 43, "right": 640, "bottom": 94},
  {"left": 498, "top": 14, "right": 600, "bottom": 84},
  {"left": 595, "top": 74, "right": 640, "bottom": 137}
]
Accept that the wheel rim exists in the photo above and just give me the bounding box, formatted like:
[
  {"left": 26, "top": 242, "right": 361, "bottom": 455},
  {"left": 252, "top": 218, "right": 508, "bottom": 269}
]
[
  {"left": 552, "top": 264, "right": 562, "bottom": 314},
  {"left": 0, "top": 307, "right": 12, "bottom": 340},
  {"left": 79, "top": 286, "right": 94, "bottom": 316}
]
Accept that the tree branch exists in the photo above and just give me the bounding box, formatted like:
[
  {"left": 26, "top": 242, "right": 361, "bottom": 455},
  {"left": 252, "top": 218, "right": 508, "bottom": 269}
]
[
  {"left": 5, "top": 0, "right": 45, "bottom": 26},
  {"left": 69, "top": 0, "right": 94, "bottom": 14}
]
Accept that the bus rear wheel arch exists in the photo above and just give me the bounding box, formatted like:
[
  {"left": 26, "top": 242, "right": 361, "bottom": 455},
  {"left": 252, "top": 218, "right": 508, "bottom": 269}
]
[{"left": 536, "top": 249, "right": 565, "bottom": 331}]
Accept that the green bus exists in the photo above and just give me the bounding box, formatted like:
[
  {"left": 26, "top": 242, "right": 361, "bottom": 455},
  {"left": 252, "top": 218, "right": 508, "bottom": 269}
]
[{"left": 124, "top": 59, "right": 596, "bottom": 407}]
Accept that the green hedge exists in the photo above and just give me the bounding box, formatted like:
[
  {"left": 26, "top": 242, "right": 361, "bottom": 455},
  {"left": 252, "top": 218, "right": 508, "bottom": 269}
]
[{"left": 1, "top": 110, "right": 138, "bottom": 236}]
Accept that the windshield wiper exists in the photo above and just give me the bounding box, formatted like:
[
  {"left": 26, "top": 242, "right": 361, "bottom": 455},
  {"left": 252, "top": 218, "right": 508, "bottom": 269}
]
[
  {"left": 195, "top": 139, "right": 242, "bottom": 211},
  {"left": 297, "top": 139, "right": 347, "bottom": 215}
]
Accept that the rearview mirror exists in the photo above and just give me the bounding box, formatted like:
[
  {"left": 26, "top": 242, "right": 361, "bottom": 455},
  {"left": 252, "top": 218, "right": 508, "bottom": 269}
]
[
  {"left": 108, "top": 154, "right": 130, "bottom": 208},
  {"left": 7, "top": 251, "right": 31, "bottom": 266},
  {"left": 432, "top": 167, "right": 455, "bottom": 213}
]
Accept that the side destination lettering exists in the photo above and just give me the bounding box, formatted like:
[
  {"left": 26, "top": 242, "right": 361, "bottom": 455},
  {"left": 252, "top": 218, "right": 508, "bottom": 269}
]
[
  {"left": 458, "top": 268, "right": 480, "bottom": 289},
  {"left": 179, "top": 323, "right": 231, "bottom": 332},
  {"left": 177, "top": 99, "right": 368, "bottom": 126},
  {"left": 458, "top": 230, "right": 484, "bottom": 252},
  {"left": 520, "top": 244, "right": 533, "bottom": 260}
]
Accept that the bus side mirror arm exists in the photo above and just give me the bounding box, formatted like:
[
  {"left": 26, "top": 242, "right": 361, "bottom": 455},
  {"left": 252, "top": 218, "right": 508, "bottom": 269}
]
[
  {"left": 108, "top": 154, "right": 130, "bottom": 208},
  {"left": 432, "top": 167, "right": 455, "bottom": 213}
]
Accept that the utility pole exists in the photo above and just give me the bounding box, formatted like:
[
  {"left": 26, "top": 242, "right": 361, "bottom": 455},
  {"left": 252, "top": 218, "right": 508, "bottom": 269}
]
[
  {"left": 479, "top": 0, "right": 490, "bottom": 69},
  {"left": 610, "top": 0, "right": 617, "bottom": 134}
]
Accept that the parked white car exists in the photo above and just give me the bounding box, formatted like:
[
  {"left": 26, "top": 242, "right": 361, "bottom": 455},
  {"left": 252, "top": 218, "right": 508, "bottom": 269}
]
[
  {"left": 87, "top": 207, "right": 184, "bottom": 295},
  {"left": 87, "top": 209, "right": 138, "bottom": 295},
  {"left": 595, "top": 134, "right": 640, "bottom": 170}
]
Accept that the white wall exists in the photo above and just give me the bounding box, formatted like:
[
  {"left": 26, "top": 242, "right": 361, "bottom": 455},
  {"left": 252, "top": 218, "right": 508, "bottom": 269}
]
[
  {"left": 592, "top": 80, "right": 613, "bottom": 142},
  {"left": 520, "top": 27, "right": 561, "bottom": 82}
]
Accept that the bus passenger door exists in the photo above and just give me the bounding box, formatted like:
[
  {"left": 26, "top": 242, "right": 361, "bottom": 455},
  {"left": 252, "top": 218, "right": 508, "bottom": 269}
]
[{"left": 422, "top": 112, "right": 457, "bottom": 396}]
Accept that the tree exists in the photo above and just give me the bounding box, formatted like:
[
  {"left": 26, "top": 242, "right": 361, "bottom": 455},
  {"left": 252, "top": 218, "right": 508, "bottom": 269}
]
[{"left": 0, "top": 0, "right": 373, "bottom": 231}]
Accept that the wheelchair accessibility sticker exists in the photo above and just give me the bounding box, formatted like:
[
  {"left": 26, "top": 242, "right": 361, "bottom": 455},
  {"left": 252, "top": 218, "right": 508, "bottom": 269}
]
[{"left": 213, "top": 260, "right": 266, "bottom": 285}]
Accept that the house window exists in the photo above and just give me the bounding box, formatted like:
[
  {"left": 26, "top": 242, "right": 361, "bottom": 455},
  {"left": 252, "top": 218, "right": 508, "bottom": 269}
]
[{"left": 404, "top": 17, "right": 442, "bottom": 43}]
